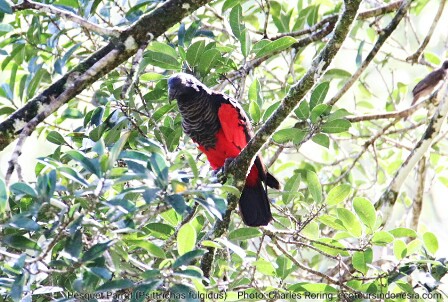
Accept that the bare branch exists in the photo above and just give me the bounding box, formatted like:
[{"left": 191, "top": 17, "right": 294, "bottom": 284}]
[
  {"left": 406, "top": 0, "right": 446, "bottom": 63},
  {"left": 326, "top": 0, "right": 412, "bottom": 106},
  {"left": 346, "top": 98, "right": 431, "bottom": 123},
  {"left": 12, "top": 0, "right": 121, "bottom": 38},
  {"left": 410, "top": 157, "right": 426, "bottom": 229},
  {"left": 376, "top": 80, "right": 448, "bottom": 223},
  {"left": 217, "top": 1, "right": 404, "bottom": 90}
]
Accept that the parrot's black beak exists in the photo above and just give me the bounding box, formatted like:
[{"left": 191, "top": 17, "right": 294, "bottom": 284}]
[{"left": 168, "top": 75, "right": 183, "bottom": 104}]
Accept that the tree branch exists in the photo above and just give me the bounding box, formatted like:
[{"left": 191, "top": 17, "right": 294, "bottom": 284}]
[
  {"left": 406, "top": 0, "right": 446, "bottom": 63},
  {"left": 200, "top": 0, "right": 363, "bottom": 280},
  {"left": 217, "top": 0, "right": 405, "bottom": 89},
  {"left": 409, "top": 157, "right": 426, "bottom": 229},
  {"left": 346, "top": 98, "right": 431, "bottom": 123},
  {"left": 12, "top": 0, "right": 121, "bottom": 38},
  {"left": 0, "top": 0, "right": 213, "bottom": 151},
  {"left": 376, "top": 80, "right": 448, "bottom": 223},
  {"left": 326, "top": 0, "right": 412, "bottom": 106}
]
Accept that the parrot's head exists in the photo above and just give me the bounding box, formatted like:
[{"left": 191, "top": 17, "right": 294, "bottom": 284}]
[{"left": 168, "top": 73, "right": 204, "bottom": 103}]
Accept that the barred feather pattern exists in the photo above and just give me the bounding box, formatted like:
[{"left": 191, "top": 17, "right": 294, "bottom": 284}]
[{"left": 177, "top": 92, "right": 221, "bottom": 149}]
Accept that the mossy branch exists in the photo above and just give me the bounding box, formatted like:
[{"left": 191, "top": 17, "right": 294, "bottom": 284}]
[
  {"left": 200, "top": 0, "right": 363, "bottom": 281},
  {"left": 0, "top": 0, "right": 213, "bottom": 151}
]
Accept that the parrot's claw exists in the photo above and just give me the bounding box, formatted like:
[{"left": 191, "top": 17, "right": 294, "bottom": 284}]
[{"left": 213, "top": 157, "right": 234, "bottom": 184}]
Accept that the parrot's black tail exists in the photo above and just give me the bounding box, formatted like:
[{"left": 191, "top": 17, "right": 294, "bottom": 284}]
[{"left": 239, "top": 180, "right": 272, "bottom": 227}]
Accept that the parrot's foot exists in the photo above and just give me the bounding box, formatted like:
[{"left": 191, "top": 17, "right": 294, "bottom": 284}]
[{"left": 213, "top": 157, "right": 234, "bottom": 184}]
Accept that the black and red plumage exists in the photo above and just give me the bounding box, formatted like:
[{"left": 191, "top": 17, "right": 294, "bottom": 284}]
[{"left": 168, "top": 73, "right": 280, "bottom": 226}]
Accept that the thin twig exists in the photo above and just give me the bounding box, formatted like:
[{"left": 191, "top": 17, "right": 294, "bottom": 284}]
[
  {"left": 12, "top": 0, "right": 121, "bottom": 37},
  {"left": 406, "top": 0, "right": 446, "bottom": 63}
]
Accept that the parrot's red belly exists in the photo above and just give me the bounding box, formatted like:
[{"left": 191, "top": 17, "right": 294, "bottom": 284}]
[{"left": 197, "top": 129, "right": 259, "bottom": 186}]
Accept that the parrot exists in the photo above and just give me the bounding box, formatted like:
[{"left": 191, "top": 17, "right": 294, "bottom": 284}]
[
  {"left": 411, "top": 60, "right": 448, "bottom": 105},
  {"left": 168, "top": 73, "right": 280, "bottom": 226}
]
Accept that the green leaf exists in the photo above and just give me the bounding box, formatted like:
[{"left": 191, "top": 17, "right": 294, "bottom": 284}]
[
  {"left": 324, "top": 68, "right": 352, "bottom": 80},
  {"left": 336, "top": 208, "right": 362, "bottom": 237},
  {"left": 301, "top": 221, "right": 319, "bottom": 239},
  {"left": 248, "top": 78, "right": 262, "bottom": 104},
  {"left": 249, "top": 101, "right": 261, "bottom": 123},
  {"left": 240, "top": 28, "right": 251, "bottom": 58},
  {"left": 318, "top": 215, "right": 346, "bottom": 231},
  {"left": 82, "top": 240, "right": 114, "bottom": 262},
  {"left": 222, "top": 0, "right": 241, "bottom": 12},
  {"left": 327, "top": 108, "right": 351, "bottom": 122},
  {"left": 283, "top": 173, "right": 301, "bottom": 204},
  {"left": 423, "top": 232, "right": 438, "bottom": 255},
  {"left": 10, "top": 274, "right": 24, "bottom": 302},
  {"left": 310, "top": 104, "right": 331, "bottom": 123},
  {"left": 306, "top": 171, "right": 322, "bottom": 203},
  {"left": 140, "top": 72, "right": 165, "bottom": 82},
  {"left": 127, "top": 240, "right": 166, "bottom": 258},
  {"left": 289, "top": 282, "right": 338, "bottom": 293},
  {"left": 310, "top": 82, "right": 329, "bottom": 109},
  {"left": 321, "top": 119, "right": 351, "bottom": 133},
  {"left": 353, "top": 197, "right": 376, "bottom": 231},
  {"left": 64, "top": 230, "right": 82, "bottom": 259},
  {"left": 198, "top": 48, "right": 221, "bottom": 76},
  {"left": 229, "top": 5, "right": 244, "bottom": 39},
  {"left": 352, "top": 248, "right": 373, "bottom": 275},
  {"left": 275, "top": 255, "right": 293, "bottom": 279},
  {"left": 255, "top": 36, "right": 296, "bottom": 58},
  {"left": 177, "top": 223, "right": 196, "bottom": 256},
  {"left": 372, "top": 231, "right": 394, "bottom": 246},
  {"left": 58, "top": 167, "right": 89, "bottom": 186},
  {"left": 389, "top": 228, "right": 417, "bottom": 238},
  {"left": 356, "top": 40, "right": 364, "bottom": 67},
  {"left": 145, "top": 51, "right": 180, "bottom": 70},
  {"left": 148, "top": 41, "right": 177, "bottom": 59},
  {"left": 272, "top": 128, "right": 307, "bottom": 145},
  {"left": 149, "top": 153, "right": 169, "bottom": 187},
  {"left": 229, "top": 228, "right": 262, "bottom": 241},
  {"left": 0, "top": 0, "right": 12, "bottom": 14},
  {"left": 96, "top": 279, "right": 134, "bottom": 292},
  {"left": 0, "top": 178, "right": 7, "bottom": 213},
  {"left": 66, "top": 150, "right": 101, "bottom": 177},
  {"left": 312, "top": 239, "right": 350, "bottom": 256},
  {"left": 3, "top": 235, "right": 41, "bottom": 251},
  {"left": 294, "top": 101, "right": 310, "bottom": 120},
  {"left": 0, "top": 23, "right": 14, "bottom": 33},
  {"left": 311, "top": 133, "right": 329, "bottom": 148},
  {"left": 186, "top": 40, "right": 205, "bottom": 67},
  {"left": 254, "top": 259, "right": 276, "bottom": 276},
  {"left": 173, "top": 249, "right": 205, "bottom": 269},
  {"left": 46, "top": 131, "right": 67, "bottom": 145},
  {"left": 393, "top": 239, "right": 407, "bottom": 260},
  {"left": 108, "top": 131, "right": 131, "bottom": 169},
  {"left": 166, "top": 194, "right": 187, "bottom": 214},
  {"left": 8, "top": 216, "right": 40, "bottom": 231},
  {"left": 325, "top": 184, "right": 351, "bottom": 205},
  {"left": 143, "top": 223, "right": 175, "bottom": 239}
]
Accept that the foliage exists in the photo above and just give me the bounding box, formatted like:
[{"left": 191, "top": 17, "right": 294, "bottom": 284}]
[{"left": 0, "top": 0, "right": 447, "bottom": 301}]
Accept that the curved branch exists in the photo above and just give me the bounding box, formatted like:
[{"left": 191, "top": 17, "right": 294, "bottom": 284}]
[
  {"left": 346, "top": 98, "right": 431, "bottom": 123},
  {"left": 406, "top": 0, "right": 446, "bottom": 63},
  {"left": 12, "top": 0, "right": 121, "bottom": 37},
  {"left": 326, "top": 0, "right": 412, "bottom": 106},
  {"left": 217, "top": 1, "right": 405, "bottom": 89},
  {"left": 200, "top": 0, "right": 363, "bottom": 280},
  {"left": 376, "top": 80, "right": 448, "bottom": 223}
]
